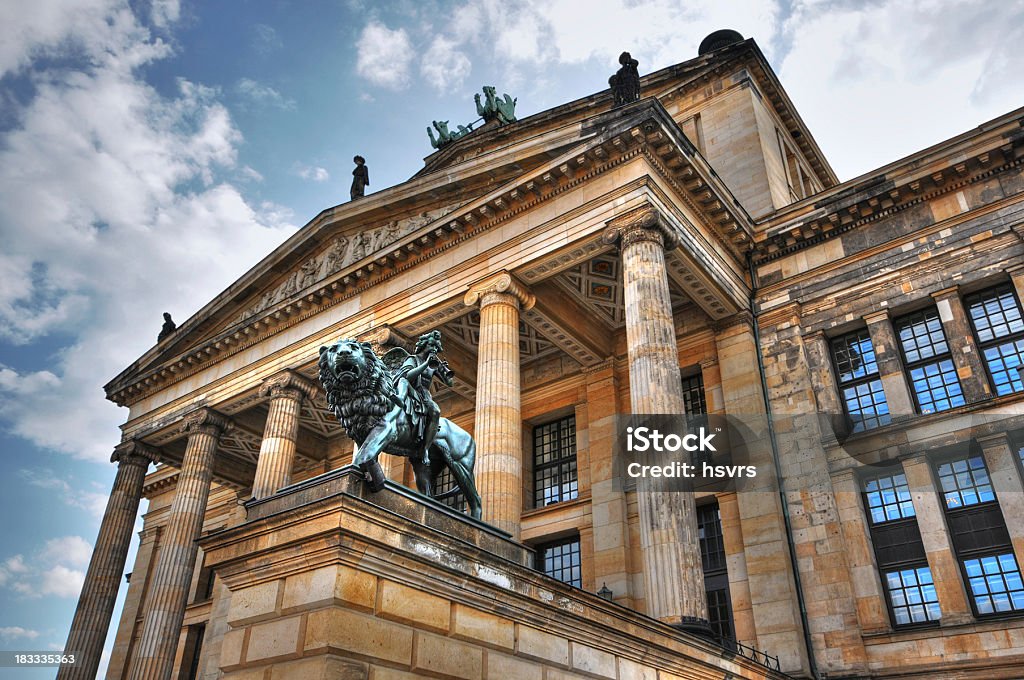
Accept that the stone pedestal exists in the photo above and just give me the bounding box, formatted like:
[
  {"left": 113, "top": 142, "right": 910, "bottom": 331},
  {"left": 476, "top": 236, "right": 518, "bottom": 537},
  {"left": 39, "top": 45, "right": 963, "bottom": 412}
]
[
  {"left": 252, "top": 370, "right": 319, "bottom": 500},
  {"left": 58, "top": 441, "right": 155, "bottom": 680},
  {"left": 603, "top": 208, "right": 708, "bottom": 628},
  {"left": 203, "top": 467, "right": 786, "bottom": 680},
  {"left": 465, "top": 273, "right": 535, "bottom": 538},
  {"left": 129, "top": 408, "right": 231, "bottom": 680}
]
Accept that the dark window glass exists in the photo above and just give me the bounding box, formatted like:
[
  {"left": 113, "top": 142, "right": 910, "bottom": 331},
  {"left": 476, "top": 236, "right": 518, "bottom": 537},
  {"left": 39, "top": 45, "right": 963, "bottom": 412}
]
[
  {"left": 698, "top": 504, "right": 727, "bottom": 572},
  {"left": 682, "top": 372, "right": 707, "bottom": 416},
  {"left": 895, "top": 309, "right": 965, "bottom": 413},
  {"left": 884, "top": 567, "right": 941, "bottom": 625},
  {"left": 535, "top": 536, "right": 581, "bottom": 587},
  {"left": 697, "top": 503, "right": 734, "bottom": 640},
  {"left": 863, "top": 472, "right": 916, "bottom": 524},
  {"left": 831, "top": 330, "right": 891, "bottom": 431},
  {"left": 936, "top": 454, "right": 996, "bottom": 509},
  {"left": 964, "top": 553, "right": 1024, "bottom": 615},
  {"left": 434, "top": 463, "right": 466, "bottom": 511},
  {"left": 533, "top": 415, "right": 578, "bottom": 507},
  {"left": 183, "top": 624, "right": 205, "bottom": 680},
  {"left": 966, "top": 285, "right": 1024, "bottom": 396}
]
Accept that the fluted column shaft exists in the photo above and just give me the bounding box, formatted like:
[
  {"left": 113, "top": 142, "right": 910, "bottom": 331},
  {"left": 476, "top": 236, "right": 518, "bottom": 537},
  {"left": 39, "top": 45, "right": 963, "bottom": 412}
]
[
  {"left": 129, "top": 409, "right": 229, "bottom": 680},
  {"left": 465, "top": 273, "right": 534, "bottom": 538},
  {"left": 252, "top": 371, "right": 318, "bottom": 499},
  {"left": 57, "top": 442, "right": 154, "bottom": 680},
  {"left": 606, "top": 210, "right": 708, "bottom": 626}
]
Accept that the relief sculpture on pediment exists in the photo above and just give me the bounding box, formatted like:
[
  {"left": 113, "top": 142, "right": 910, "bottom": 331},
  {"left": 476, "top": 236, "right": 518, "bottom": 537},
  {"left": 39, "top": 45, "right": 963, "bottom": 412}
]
[{"left": 234, "top": 204, "right": 462, "bottom": 323}]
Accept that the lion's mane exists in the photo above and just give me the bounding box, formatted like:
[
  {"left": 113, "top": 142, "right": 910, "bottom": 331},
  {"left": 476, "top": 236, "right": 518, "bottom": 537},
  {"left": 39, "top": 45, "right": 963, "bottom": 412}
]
[{"left": 317, "top": 342, "right": 393, "bottom": 444}]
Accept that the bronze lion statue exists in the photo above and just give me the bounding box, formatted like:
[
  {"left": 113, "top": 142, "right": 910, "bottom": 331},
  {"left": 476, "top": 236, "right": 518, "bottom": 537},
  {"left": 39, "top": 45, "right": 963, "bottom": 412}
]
[{"left": 317, "top": 337, "right": 482, "bottom": 519}]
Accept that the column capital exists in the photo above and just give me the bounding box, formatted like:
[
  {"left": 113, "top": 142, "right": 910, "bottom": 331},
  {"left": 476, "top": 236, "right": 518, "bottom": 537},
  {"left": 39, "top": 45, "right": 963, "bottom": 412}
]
[
  {"left": 464, "top": 272, "right": 535, "bottom": 310},
  {"left": 602, "top": 206, "right": 680, "bottom": 250},
  {"left": 110, "top": 439, "right": 158, "bottom": 467},
  {"left": 930, "top": 285, "right": 961, "bottom": 300},
  {"left": 180, "top": 407, "right": 232, "bottom": 437},
  {"left": 976, "top": 431, "right": 1013, "bottom": 451},
  {"left": 259, "top": 369, "right": 319, "bottom": 402},
  {"left": 863, "top": 310, "right": 892, "bottom": 325},
  {"left": 710, "top": 309, "right": 755, "bottom": 334},
  {"left": 357, "top": 324, "right": 411, "bottom": 354}
]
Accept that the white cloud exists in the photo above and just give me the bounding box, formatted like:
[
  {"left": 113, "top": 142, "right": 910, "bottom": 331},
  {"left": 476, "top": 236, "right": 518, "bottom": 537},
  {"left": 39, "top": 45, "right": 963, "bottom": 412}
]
[
  {"left": 235, "top": 77, "right": 296, "bottom": 110},
  {"left": 779, "top": 0, "right": 1024, "bottom": 179},
  {"left": 0, "top": 627, "right": 40, "bottom": 640},
  {"left": 41, "top": 536, "right": 93, "bottom": 569},
  {"left": 0, "top": 1, "right": 295, "bottom": 462},
  {"left": 420, "top": 36, "right": 472, "bottom": 94},
  {"left": 18, "top": 468, "right": 110, "bottom": 519},
  {"left": 355, "top": 21, "right": 415, "bottom": 89},
  {"left": 251, "top": 23, "right": 282, "bottom": 54},
  {"left": 1, "top": 538, "right": 90, "bottom": 598},
  {"left": 293, "top": 163, "right": 330, "bottom": 183}
]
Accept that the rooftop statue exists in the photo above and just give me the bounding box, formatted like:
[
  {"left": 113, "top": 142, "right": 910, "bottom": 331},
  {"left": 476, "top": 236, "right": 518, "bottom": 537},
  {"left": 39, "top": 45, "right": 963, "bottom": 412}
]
[
  {"left": 317, "top": 331, "right": 482, "bottom": 518},
  {"left": 350, "top": 155, "right": 369, "bottom": 200},
  {"left": 157, "top": 312, "right": 176, "bottom": 342},
  {"left": 474, "top": 85, "right": 517, "bottom": 125},
  {"left": 609, "top": 51, "right": 641, "bottom": 106},
  {"left": 427, "top": 119, "right": 473, "bottom": 149}
]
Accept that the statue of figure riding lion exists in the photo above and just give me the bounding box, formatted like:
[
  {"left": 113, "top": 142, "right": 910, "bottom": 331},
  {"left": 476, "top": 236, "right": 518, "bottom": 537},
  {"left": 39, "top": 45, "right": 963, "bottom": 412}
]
[{"left": 317, "top": 331, "right": 482, "bottom": 519}]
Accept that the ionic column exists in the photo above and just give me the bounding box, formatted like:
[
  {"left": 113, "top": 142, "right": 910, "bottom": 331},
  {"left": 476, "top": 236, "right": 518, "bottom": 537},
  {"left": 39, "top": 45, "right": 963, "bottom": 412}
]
[
  {"left": 129, "top": 408, "right": 230, "bottom": 680},
  {"left": 603, "top": 208, "right": 708, "bottom": 628},
  {"left": 932, "top": 287, "right": 991, "bottom": 403},
  {"left": 57, "top": 440, "right": 155, "bottom": 680},
  {"left": 252, "top": 370, "right": 319, "bottom": 499},
  {"left": 464, "top": 272, "right": 535, "bottom": 538},
  {"left": 864, "top": 311, "right": 915, "bottom": 420}
]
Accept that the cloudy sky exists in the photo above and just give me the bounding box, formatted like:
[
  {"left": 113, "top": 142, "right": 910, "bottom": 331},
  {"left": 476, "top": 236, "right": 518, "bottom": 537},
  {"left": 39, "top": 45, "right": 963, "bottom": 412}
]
[{"left": 0, "top": 0, "right": 1021, "bottom": 676}]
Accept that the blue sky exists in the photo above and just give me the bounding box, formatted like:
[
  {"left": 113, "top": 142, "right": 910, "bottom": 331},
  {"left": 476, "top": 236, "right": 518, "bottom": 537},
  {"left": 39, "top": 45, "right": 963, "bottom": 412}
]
[{"left": 0, "top": 0, "right": 1022, "bottom": 677}]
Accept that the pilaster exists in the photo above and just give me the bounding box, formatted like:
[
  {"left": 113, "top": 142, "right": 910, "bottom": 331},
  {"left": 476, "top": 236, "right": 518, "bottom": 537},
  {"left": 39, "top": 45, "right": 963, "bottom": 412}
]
[
  {"left": 931, "top": 287, "right": 992, "bottom": 403},
  {"left": 977, "top": 432, "right": 1024, "bottom": 564},
  {"left": 864, "top": 311, "right": 915, "bottom": 420}
]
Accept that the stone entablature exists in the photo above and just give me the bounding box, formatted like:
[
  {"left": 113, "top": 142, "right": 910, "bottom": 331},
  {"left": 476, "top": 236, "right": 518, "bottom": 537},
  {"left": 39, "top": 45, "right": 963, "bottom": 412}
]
[{"left": 757, "top": 108, "right": 1024, "bottom": 263}]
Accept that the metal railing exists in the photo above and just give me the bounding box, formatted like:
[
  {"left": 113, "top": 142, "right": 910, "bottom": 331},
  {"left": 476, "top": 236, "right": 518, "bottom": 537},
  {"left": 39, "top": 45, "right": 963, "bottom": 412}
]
[{"left": 718, "top": 636, "right": 781, "bottom": 672}]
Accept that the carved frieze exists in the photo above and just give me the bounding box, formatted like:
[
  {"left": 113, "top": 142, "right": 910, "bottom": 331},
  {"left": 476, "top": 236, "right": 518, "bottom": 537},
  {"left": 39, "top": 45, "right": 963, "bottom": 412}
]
[{"left": 235, "top": 206, "right": 460, "bottom": 323}]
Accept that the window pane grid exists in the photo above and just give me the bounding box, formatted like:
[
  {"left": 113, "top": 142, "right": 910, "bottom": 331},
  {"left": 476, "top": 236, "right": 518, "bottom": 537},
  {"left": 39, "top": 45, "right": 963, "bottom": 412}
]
[
  {"left": 706, "top": 588, "right": 734, "bottom": 639},
  {"left": 533, "top": 415, "right": 578, "bottom": 507},
  {"left": 863, "top": 472, "right": 916, "bottom": 524},
  {"left": 831, "top": 330, "right": 891, "bottom": 431},
  {"left": 937, "top": 454, "right": 996, "bottom": 509},
  {"left": 698, "top": 504, "right": 727, "bottom": 573},
  {"left": 536, "top": 537, "right": 582, "bottom": 587},
  {"left": 682, "top": 373, "right": 707, "bottom": 416},
  {"left": 433, "top": 463, "right": 466, "bottom": 511},
  {"left": 896, "top": 309, "right": 965, "bottom": 414},
  {"left": 966, "top": 285, "right": 1024, "bottom": 396},
  {"left": 964, "top": 553, "right": 1024, "bottom": 615},
  {"left": 885, "top": 567, "right": 941, "bottom": 626}
]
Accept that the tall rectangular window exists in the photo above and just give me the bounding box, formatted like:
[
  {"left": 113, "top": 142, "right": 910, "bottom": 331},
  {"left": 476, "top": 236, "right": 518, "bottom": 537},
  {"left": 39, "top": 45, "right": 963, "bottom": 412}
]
[
  {"left": 895, "top": 308, "right": 965, "bottom": 414},
  {"left": 533, "top": 415, "right": 578, "bottom": 507},
  {"left": 681, "top": 372, "right": 707, "bottom": 416},
  {"left": 936, "top": 451, "right": 1024, "bottom": 617},
  {"left": 831, "top": 330, "right": 891, "bottom": 432},
  {"left": 965, "top": 284, "right": 1024, "bottom": 396},
  {"left": 535, "top": 536, "right": 581, "bottom": 587},
  {"left": 861, "top": 470, "right": 940, "bottom": 627},
  {"left": 181, "top": 624, "right": 205, "bottom": 680},
  {"left": 697, "top": 503, "right": 734, "bottom": 639}
]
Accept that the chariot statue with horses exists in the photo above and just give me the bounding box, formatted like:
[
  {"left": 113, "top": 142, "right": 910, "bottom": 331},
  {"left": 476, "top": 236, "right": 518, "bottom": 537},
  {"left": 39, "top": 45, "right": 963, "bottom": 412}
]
[{"left": 317, "top": 330, "right": 482, "bottom": 519}]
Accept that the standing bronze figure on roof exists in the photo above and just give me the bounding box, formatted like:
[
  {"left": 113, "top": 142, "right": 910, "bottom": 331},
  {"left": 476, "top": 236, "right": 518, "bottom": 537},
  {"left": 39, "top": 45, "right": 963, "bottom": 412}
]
[{"left": 609, "top": 51, "right": 641, "bottom": 106}]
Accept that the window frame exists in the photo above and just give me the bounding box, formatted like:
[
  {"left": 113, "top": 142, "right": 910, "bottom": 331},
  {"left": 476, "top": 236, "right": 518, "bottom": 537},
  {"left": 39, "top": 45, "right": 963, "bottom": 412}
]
[
  {"left": 697, "top": 501, "right": 735, "bottom": 640},
  {"left": 893, "top": 308, "right": 966, "bottom": 414},
  {"left": 534, "top": 535, "right": 582, "bottom": 588},
  {"left": 830, "top": 329, "right": 892, "bottom": 432},
  {"left": 964, "top": 284, "right": 1024, "bottom": 397},
  {"left": 532, "top": 414, "right": 579, "bottom": 508}
]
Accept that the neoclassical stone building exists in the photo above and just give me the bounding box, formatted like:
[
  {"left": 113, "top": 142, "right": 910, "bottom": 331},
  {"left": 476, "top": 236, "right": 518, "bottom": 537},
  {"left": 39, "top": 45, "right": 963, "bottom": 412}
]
[{"left": 61, "top": 32, "right": 1024, "bottom": 680}]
